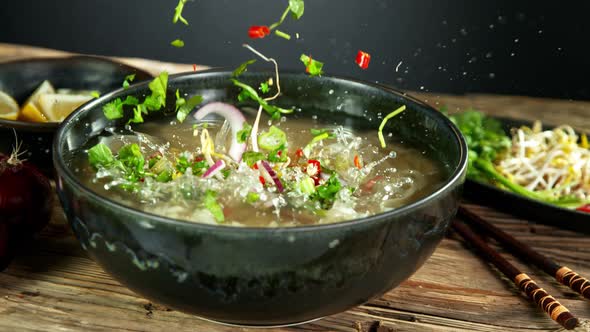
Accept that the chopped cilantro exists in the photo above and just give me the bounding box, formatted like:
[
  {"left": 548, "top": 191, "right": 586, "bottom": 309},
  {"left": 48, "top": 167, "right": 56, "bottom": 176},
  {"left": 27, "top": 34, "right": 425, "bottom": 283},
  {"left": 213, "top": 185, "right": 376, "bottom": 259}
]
[
  {"left": 259, "top": 82, "right": 270, "bottom": 93},
  {"left": 102, "top": 95, "right": 139, "bottom": 120},
  {"left": 122, "top": 74, "right": 136, "bottom": 89},
  {"left": 300, "top": 54, "right": 324, "bottom": 77},
  {"left": 288, "top": 0, "right": 305, "bottom": 19},
  {"left": 267, "top": 146, "right": 288, "bottom": 163},
  {"left": 242, "top": 151, "right": 266, "bottom": 167},
  {"left": 144, "top": 72, "right": 168, "bottom": 112},
  {"left": 231, "top": 78, "right": 293, "bottom": 119},
  {"left": 175, "top": 89, "right": 203, "bottom": 123},
  {"left": 203, "top": 190, "right": 224, "bottom": 223},
  {"left": 274, "top": 30, "right": 291, "bottom": 40},
  {"left": 173, "top": 0, "right": 189, "bottom": 25},
  {"left": 170, "top": 39, "right": 185, "bottom": 48},
  {"left": 156, "top": 169, "right": 173, "bottom": 182},
  {"left": 88, "top": 143, "right": 115, "bottom": 169},
  {"left": 232, "top": 59, "right": 256, "bottom": 78},
  {"left": 118, "top": 144, "right": 145, "bottom": 180},
  {"left": 310, "top": 128, "right": 335, "bottom": 137},
  {"left": 90, "top": 91, "right": 100, "bottom": 98},
  {"left": 313, "top": 174, "right": 342, "bottom": 209},
  {"left": 236, "top": 122, "right": 252, "bottom": 143}
]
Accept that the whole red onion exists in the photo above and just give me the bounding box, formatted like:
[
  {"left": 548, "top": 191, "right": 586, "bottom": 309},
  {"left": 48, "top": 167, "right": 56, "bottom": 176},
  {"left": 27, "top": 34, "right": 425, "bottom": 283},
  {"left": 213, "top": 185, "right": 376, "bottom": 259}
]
[{"left": 0, "top": 151, "right": 53, "bottom": 270}]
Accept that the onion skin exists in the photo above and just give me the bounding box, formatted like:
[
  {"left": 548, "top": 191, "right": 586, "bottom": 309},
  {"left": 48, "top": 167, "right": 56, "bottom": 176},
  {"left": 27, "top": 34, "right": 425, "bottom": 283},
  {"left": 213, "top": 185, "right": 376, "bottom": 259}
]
[{"left": 0, "top": 154, "right": 53, "bottom": 270}]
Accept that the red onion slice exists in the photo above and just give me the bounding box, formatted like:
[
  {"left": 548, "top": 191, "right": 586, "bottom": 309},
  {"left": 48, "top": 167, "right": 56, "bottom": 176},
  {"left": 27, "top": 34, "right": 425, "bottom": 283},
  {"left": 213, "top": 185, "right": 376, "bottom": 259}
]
[
  {"left": 202, "top": 159, "right": 226, "bottom": 178},
  {"left": 261, "top": 160, "right": 284, "bottom": 193},
  {"left": 194, "top": 102, "right": 247, "bottom": 162}
]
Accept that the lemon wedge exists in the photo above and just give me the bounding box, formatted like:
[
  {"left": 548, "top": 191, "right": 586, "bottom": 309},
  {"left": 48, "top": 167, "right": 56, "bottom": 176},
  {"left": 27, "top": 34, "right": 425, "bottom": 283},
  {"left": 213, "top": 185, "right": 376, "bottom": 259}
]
[
  {"left": 19, "top": 102, "right": 48, "bottom": 122},
  {"left": 25, "top": 80, "right": 56, "bottom": 108},
  {"left": 0, "top": 90, "right": 19, "bottom": 120},
  {"left": 38, "top": 94, "right": 92, "bottom": 122}
]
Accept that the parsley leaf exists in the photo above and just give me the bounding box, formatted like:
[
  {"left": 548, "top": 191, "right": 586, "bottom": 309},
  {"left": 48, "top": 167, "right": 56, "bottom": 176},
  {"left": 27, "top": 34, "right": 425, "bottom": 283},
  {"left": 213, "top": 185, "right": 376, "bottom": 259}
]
[
  {"left": 90, "top": 91, "right": 100, "bottom": 98},
  {"left": 232, "top": 59, "right": 256, "bottom": 77},
  {"left": 313, "top": 174, "right": 342, "bottom": 209},
  {"left": 236, "top": 122, "right": 252, "bottom": 143},
  {"left": 259, "top": 82, "right": 270, "bottom": 93},
  {"left": 102, "top": 95, "right": 139, "bottom": 120},
  {"left": 300, "top": 54, "right": 324, "bottom": 77},
  {"left": 241, "top": 151, "right": 266, "bottom": 167},
  {"left": 171, "top": 39, "right": 185, "bottom": 48},
  {"left": 231, "top": 78, "right": 293, "bottom": 119},
  {"left": 175, "top": 90, "right": 203, "bottom": 123},
  {"left": 203, "top": 190, "right": 224, "bottom": 223},
  {"left": 289, "top": 0, "right": 305, "bottom": 19},
  {"left": 173, "top": 0, "right": 189, "bottom": 25},
  {"left": 118, "top": 144, "right": 145, "bottom": 181},
  {"left": 144, "top": 72, "right": 168, "bottom": 112},
  {"left": 122, "top": 74, "right": 136, "bottom": 89},
  {"left": 88, "top": 143, "right": 115, "bottom": 169}
]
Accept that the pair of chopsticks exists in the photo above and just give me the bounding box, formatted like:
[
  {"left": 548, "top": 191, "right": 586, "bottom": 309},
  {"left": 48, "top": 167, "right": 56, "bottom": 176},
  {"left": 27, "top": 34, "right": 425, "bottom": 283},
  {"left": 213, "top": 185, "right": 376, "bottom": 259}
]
[{"left": 453, "top": 205, "right": 590, "bottom": 330}]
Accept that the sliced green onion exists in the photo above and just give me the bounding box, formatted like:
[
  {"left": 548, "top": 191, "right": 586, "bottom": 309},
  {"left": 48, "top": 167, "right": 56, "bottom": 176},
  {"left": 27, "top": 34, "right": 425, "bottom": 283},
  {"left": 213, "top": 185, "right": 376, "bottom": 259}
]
[
  {"left": 303, "top": 132, "right": 330, "bottom": 156},
  {"left": 274, "top": 30, "right": 291, "bottom": 40},
  {"left": 258, "top": 126, "right": 287, "bottom": 151},
  {"left": 378, "top": 105, "right": 406, "bottom": 148}
]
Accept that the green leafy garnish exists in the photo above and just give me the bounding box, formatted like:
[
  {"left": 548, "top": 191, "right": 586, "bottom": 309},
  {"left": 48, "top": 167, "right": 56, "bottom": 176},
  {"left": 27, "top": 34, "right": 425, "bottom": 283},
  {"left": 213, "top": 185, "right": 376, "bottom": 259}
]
[
  {"left": 300, "top": 54, "right": 324, "bottom": 77},
  {"left": 144, "top": 72, "right": 168, "bottom": 112},
  {"left": 173, "top": 0, "right": 189, "bottom": 25},
  {"left": 175, "top": 155, "right": 208, "bottom": 175},
  {"left": 118, "top": 144, "right": 145, "bottom": 181},
  {"left": 313, "top": 174, "right": 342, "bottom": 209},
  {"left": 236, "top": 123, "right": 252, "bottom": 143},
  {"left": 122, "top": 74, "right": 136, "bottom": 89},
  {"left": 258, "top": 126, "right": 287, "bottom": 151},
  {"left": 303, "top": 131, "right": 331, "bottom": 156},
  {"left": 378, "top": 105, "right": 406, "bottom": 148},
  {"left": 242, "top": 151, "right": 265, "bottom": 167},
  {"left": 232, "top": 59, "right": 256, "bottom": 78},
  {"left": 88, "top": 143, "right": 115, "bottom": 169},
  {"left": 288, "top": 0, "right": 305, "bottom": 19},
  {"left": 102, "top": 96, "right": 139, "bottom": 120},
  {"left": 231, "top": 78, "right": 293, "bottom": 119},
  {"left": 310, "top": 128, "right": 335, "bottom": 137},
  {"left": 203, "top": 190, "right": 224, "bottom": 223},
  {"left": 90, "top": 91, "right": 100, "bottom": 98},
  {"left": 259, "top": 82, "right": 270, "bottom": 94},
  {"left": 175, "top": 89, "right": 203, "bottom": 123},
  {"left": 171, "top": 39, "right": 185, "bottom": 48},
  {"left": 299, "top": 176, "right": 316, "bottom": 195},
  {"left": 268, "top": 146, "right": 288, "bottom": 163}
]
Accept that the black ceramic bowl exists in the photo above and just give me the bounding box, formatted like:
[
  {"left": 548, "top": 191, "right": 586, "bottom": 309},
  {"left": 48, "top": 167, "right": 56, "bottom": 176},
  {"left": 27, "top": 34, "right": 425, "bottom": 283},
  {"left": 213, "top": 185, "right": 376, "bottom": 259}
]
[
  {"left": 53, "top": 71, "right": 467, "bottom": 326},
  {"left": 0, "top": 55, "right": 152, "bottom": 175}
]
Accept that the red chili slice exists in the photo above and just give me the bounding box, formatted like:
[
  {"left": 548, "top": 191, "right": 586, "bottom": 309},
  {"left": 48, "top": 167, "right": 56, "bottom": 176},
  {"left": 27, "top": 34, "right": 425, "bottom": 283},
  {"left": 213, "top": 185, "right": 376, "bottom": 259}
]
[
  {"left": 355, "top": 50, "right": 371, "bottom": 69},
  {"left": 576, "top": 204, "right": 590, "bottom": 213},
  {"left": 248, "top": 25, "right": 270, "bottom": 39},
  {"left": 295, "top": 149, "right": 304, "bottom": 158},
  {"left": 307, "top": 159, "right": 321, "bottom": 176}
]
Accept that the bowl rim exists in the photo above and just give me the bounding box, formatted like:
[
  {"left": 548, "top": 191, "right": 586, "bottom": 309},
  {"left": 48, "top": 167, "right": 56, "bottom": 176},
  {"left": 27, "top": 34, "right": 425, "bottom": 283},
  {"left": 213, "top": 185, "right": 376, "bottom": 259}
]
[
  {"left": 53, "top": 69, "right": 468, "bottom": 233},
  {"left": 0, "top": 55, "right": 153, "bottom": 132}
]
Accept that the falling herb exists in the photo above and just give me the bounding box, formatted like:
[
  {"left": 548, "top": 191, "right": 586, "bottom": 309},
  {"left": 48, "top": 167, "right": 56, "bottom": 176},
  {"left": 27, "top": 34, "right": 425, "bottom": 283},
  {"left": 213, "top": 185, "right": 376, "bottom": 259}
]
[
  {"left": 274, "top": 30, "right": 291, "bottom": 40},
  {"left": 378, "top": 105, "right": 406, "bottom": 148},
  {"left": 300, "top": 54, "right": 324, "bottom": 77},
  {"left": 173, "top": 0, "right": 189, "bottom": 25},
  {"left": 236, "top": 123, "right": 253, "bottom": 143},
  {"left": 90, "top": 91, "right": 100, "bottom": 98},
  {"left": 231, "top": 78, "right": 293, "bottom": 119},
  {"left": 175, "top": 89, "right": 203, "bottom": 123},
  {"left": 102, "top": 96, "right": 139, "bottom": 120},
  {"left": 171, "top": 39, "right": 185, "bottom": 48},
  {"left": 122, "top": 74, "right": 136, "bottom": 89},
  {"left": 88, "top": 143, "right": 115, "bottom": 169},
  {"left": 269, "top": 0, "right": 305, "bottom": 30},
  {"left": 259, "top": 82, "right": 270, "bottom": 93},
  {"left": 232, "top": 59, "right": 256, "bottom": 78}
]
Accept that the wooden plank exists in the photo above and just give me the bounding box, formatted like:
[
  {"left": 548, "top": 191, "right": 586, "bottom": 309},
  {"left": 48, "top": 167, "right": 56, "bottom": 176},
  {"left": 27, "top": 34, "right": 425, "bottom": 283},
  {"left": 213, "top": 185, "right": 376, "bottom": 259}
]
[{"left": 1, "top": 43, "right": 590, "bottom": 331}]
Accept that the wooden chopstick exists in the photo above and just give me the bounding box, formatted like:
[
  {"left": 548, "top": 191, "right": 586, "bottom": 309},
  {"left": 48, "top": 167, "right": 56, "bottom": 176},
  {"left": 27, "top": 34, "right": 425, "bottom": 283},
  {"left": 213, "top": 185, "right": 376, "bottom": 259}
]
[
  {"left": 458, "top": 205, "right": 590, "bottom": 300},
  {"left": 452, "top": 220, "right": 578, "bottom": 330}
]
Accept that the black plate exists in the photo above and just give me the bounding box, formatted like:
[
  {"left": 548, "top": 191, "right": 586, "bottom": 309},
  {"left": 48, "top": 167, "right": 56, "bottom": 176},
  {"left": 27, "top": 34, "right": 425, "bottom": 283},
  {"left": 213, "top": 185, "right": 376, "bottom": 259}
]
[
  {"left": 0, "top": 55, "right": 153, "bottom": 176},
  {"left": 463, "top": 116, "right": 590, "bottom": 234}
]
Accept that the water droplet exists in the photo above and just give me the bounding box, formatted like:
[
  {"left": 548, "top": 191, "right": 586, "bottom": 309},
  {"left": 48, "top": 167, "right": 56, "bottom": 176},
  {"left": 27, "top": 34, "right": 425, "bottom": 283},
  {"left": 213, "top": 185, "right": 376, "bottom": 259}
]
[
  {"left": 419, "top": 86, "right": 425, "bottom": 90},
  {"left": 489, "top": 73, "right": 496, "bottom": 79},
  {"left": 498, "top": 16, "right": 507, "bottom": 24},
  {"left": 328, "top": 89, "right": 334, "bottom": 95},
  {"left": 514, "top": 38, "right": 520, "bottom": 43},
  {"left": 442, "top": 20, "right": 447, "bottom": 25},
  {"left": 460, "top": 28, "right": 468, "bottom": 36},
  {"left": 462, "top": 72, "right": 467, "bottom": 76},
  {"left": 311, "top": 115, "right": 318, "bottom": 120},
  {"left": 510, "top": 52, "right": 515, "bottom": 57},
  {"left": 485, "top": 52, "right": 493, "bottom": 59},
  {"left": 489, "top": 24, "right": 495, "bottom": 29},
  {"left": 451, "top": 38, "right": 457, "bottom": 43},
  {"left": 538, "top": 29, "right": 543, "bottom": 34}
]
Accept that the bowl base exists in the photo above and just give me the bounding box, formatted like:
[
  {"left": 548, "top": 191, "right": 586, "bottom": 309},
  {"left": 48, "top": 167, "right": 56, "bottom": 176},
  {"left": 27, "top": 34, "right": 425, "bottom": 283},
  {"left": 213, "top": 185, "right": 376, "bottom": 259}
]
[{"left": 194, "top": 314, "right": 325, "bottom": 328}]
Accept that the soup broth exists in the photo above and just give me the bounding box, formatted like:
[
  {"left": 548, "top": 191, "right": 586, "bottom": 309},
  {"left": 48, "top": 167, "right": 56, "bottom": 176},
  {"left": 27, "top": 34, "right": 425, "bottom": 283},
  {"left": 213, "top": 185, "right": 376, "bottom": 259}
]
[{"left": 72, "top": 108, "right": 444, "bottom": 227}]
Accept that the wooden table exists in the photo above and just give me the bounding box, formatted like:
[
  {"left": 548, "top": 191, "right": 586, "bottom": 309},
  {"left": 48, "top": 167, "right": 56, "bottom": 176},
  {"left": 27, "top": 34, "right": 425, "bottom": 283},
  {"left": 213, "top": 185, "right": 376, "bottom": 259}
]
[{"left": 1, "top": 44, "right": 589, "bottom": 332}]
